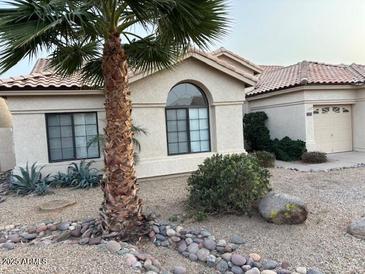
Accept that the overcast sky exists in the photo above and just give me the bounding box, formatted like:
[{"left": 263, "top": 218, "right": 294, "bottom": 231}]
[{"left": 1, "top": 0, "right": 365, "bottom": 78}]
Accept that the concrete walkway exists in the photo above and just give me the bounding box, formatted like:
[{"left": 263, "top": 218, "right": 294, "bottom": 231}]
[{"left": 276, "top": 151, "right": 365, "bottom": 171}]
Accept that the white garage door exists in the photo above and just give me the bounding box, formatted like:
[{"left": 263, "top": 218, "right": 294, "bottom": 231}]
[{"left": 313, "top": 105, "right": 352, "bottom": 153}]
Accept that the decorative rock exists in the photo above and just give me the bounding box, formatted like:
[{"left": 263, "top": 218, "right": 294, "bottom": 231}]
[
  {"left": 156, "top": 234, "right": 166, "bottom": 241},
  {"left": 166, "top": 228, "right": 176, "bottom": 237},
  {"left": 22, "top": 233, "right": 37, "bottom": 241},
  {"left": 249, "top": 253, "right": 261, "bottom": 262},
  {"left": 258, "top": 192, "right": 308, "bottom": 224},
  {"left": 126, "top": 254, "right": 138, "bottom": 266},
  {"left": 203, "top": 238, "right": 216, "bottom": 250},
  {"left": 206, "top": 254, "right": 216, "bottom": 267},
  {"left": 307, "top": 268, "right": 324, "bottom": 274},
  {"left": 222, "top": 253, "right": 232, "bottom": 261},
  {"left": 177, "top": 241, "right": 187, "bottom": 253},
  {"left": 216, "top": 259, "right": 229, "bottom": 273},
  {"left": 173, "top": 266, "right": 186, "bottom": 274},
  {"left": 231, "top": 266, "right": 244, "bottom": 274},
  {"left": 197, "top": 248, "right": 210, "bottom": 262},
  {"left": 242, "top": 265, "right": 252, "bottom": 271},
  {"left": 347, "top": 217, "right": 365, "bottom": 239},
  {"left": 88, "top": 237, "right": 101, "bottom": 245},
  {"left": 106, "top": 240, "right": 121, "bottom": 253},
  {"left": 295, "top": 267, "right": 307, "bottom": 274},
  {"left": 71, "top": 227, "right": 82, "bottom": 237},
  {"left": 132, "top": 261, "right": 142, "bottom": 270},
  {"left": 78, "top": 238, "right": 89, "bottom": 245},
  {"left": 36, "top": 225, "right": 48, "bottom": 233},
  {"left": 27, "top": 227, "right": 37, "bottom": 234},
  {"left": 152, "top": 225, "right": 160, "bottom": 234},
  {"left": 262, "top": 259, "right": 279, "bottom": 270},
  {"left": 187, "top": 242, "right": 199, "bottom": 254},
  {"left": 8, "top": 234, "right": 21, "bottom": 243},
  {"left": 217, "top": 239, "right": 226, "bottom": 246},
  {"left": 262, "top": 271, "right": 277, "bottom": 274},
  {"left": 171, "top": 236, "right": 181, "bottom": 242},
  {"left": 245, "top": 267, "right": 260, "bottom": 274},
  {"left": 230, "top": 235, "right": 245, "bottom": 245},
  {"left": 57, "top": 222, "right": 70, "bottom": 231},
  {"left": 277, "top": 270, "right": 291, "bottom": 274},
  {"left": 231, "top": 253, "right": 246, "bottom": 266},
  {"left": 188, "top": 253, "right": 198, "bottom": 261},
  {"left": 281, "top": 261, "right": 290, "bottom": 269},
  {"left": 201, "top": 230, "right": 211, "bottom": 237},
  {"left": 55, "top": 231, "right": 72, "bottom": 242},
  {"left": 2, "top": 242, "right": 15, "bottom": 250}
]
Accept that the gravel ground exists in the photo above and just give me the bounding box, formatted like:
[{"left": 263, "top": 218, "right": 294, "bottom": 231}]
[{"left": 0, "top": 169, "right": 364, "bottom": 273}]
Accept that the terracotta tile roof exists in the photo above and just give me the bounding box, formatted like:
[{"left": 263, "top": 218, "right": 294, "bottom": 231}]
[
  {"left": 260, "top": 65, "right": 284, "bottom": 72},
  {"left": 248, "top": 61, "right": 365, "bottom": 97},
  {"left": 0, "top": 49, "right": 257, "bottom": 90}
]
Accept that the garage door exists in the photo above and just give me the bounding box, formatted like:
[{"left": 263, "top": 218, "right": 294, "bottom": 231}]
[{"left": 313, "top": 105, "right": 352, "bottom": 153}]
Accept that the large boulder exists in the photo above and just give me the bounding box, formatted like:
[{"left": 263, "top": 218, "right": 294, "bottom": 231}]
[
  {"left": 259, "top": 192, "right": 308, "bottom": 224},
  {"left": 347, "top": 217, "right": 365, "bottom": 239}
]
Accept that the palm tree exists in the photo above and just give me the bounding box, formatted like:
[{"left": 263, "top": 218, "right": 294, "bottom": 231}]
[{"left": 0, "top": 0, "right": 228, "bottom": 240}]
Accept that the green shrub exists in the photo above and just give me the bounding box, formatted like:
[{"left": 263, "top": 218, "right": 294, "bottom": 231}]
[
  {"left": 253, "top": 151, "right": 276, "bottom": 168},
  {"left": 187, "top": 154, "right": 271, "bottom": 215},
  {"left": 302, "top": 151, "right": 327, "bottom": 163},
  {"left": 51, "top": 160, "right": 102, "bottom": 189},
  {"left": 269, "top": 137, "right": 306, "bottom": 161},
  {"left": 10, "top": 163, "right": 51, "bottom": 196},
  {"left": 243, "top": 112, "right": 271, "bottom": 151}
]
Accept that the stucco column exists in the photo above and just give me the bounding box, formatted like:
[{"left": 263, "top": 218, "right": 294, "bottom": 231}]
[
  {"left": 304, "top": 103, "right": 316, "bottom": 151},
  {"left": 0, "top": 97, "right": 16, "bottom": 172}
]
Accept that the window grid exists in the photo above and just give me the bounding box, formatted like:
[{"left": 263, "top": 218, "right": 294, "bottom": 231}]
[{"left": 46, "top": 113, "right": 100, "bottom": 162}]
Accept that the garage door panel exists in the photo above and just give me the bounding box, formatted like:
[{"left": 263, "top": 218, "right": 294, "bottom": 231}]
[{"left": 313, "top": 105, "right": 352, "bottom": 153}]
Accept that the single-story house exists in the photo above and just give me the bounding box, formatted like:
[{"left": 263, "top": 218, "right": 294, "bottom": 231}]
[
  {"left": 0, "top": 49, "right": 262, "bottom": 178},
  {"left": 247, "top": 62, "right": 365, "bottom": 153}
]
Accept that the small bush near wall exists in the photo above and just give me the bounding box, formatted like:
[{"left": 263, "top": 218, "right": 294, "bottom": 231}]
[
  {"left": 269, "top": 137, "right": 306, "bottom": 162},
  {"left": 187, "top": 154, "right": 271, "bottom": 215},
  {"left": 243, "top": 112, "right": 271, "bottom": 151},
  {"left": 10, "top": 163, "right": 51, "bottom": 196},
  {"left": 253, "top": 151, "right": 276, "bottom": 168},
  {"left": 302, "top": 151, "right": 327, "bottom": 164},
  {"left": 51, "top": 161, "right": 102, "bottom": 189}
]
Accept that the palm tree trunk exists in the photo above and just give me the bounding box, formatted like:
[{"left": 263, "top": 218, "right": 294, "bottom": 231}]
[{"left": 100, "top": 31, "right": 146, "bottom": 239}]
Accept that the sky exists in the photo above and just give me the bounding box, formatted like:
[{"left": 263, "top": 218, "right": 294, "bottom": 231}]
[{"left": 1, "top": 0, "right": 365, "bottom": 78}]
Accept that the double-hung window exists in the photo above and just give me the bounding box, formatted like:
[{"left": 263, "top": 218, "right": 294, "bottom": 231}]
[
  {"left": 46, "top": 112, "right": 100, "bottom": 162},
  {"left": 166, "top": 83, "right": 211, "bottom": 155}
]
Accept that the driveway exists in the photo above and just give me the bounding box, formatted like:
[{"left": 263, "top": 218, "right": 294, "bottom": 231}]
[{"left": 276, "top": 151, "right": 365, "bottom": 171}]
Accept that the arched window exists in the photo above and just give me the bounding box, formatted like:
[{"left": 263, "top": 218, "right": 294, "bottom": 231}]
[{"left": 166, "top": 83, "right": 211, "bottom": 155}]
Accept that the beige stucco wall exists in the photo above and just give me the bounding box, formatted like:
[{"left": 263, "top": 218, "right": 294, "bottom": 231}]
[
  {"left": 0, "top": 97, "right": 16, "bottom": 172},
  {"left": 247, "top": 86, "right": 363, "bottom": 152},
  {"left": 5, "top": 57, "right": 248, "bottom": 178}
]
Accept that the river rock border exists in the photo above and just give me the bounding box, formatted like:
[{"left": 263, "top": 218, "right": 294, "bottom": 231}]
[{"left": 0, "top": 219, "right": 324, "bottom": 274}]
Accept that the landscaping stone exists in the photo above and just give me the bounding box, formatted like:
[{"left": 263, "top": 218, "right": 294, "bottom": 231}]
[
  {"left": 177, "top": 241, "right": 187, "bottom": 253},
  {"left": 71, "top": 227, "right": 82, "bottom": 237},
  {"left": 242, "top": 265, "right": 252, "bottom": 271},
  {"left": 295, "top": 267, "right": 307, "bottom": 274},
  {"left": 166, "top": 228, "right": 176, "bottom": 236},
  {"left": 262, "top": 271, "right": 277, "bottom": 274},
  {"left": 231, "top": 253, "right": 246, "bottom": 266},
  {"left": 106, "top": 240, "right": 121, "bottom": 253},
  {"left": 222, "top": 252, "right": 232, "bottom": 261},
  {"left": 262, "top": 259, "right": 279, "bottom": 270},
  {"left": 188, "top": 253, "right": 198, "bottom": 261},
  {"left": 206, "top": 254, "right": 216, "bottom": 267},
  {"left": 197, "top": 248, "right": 210, "bottom": 261},
  {"left": 78, "top": 238, "right": 89, "bottom": 245},
  {"left": 8, "top": 234, "right": 21, "bottom": 243},
  {"left": 307, "top": 268, "right": 324, "bottom": 274},
  {"left": 249, "top": 253, "right": 261, "bottom": 262},
  {"left": 259, "top": 192, "right": 308, "bottom": 224},
  {"left": 230, "top": 234, "right": 245, "bottom": 245},
  {"left": 347, "top": 217, "right": 365, "bottom": 239},
  {"left": 231, "top": 265, "right": 244, "bottom": 274},
  {"left": 55, "top": 231, "right": 72, "bottom": 242},
  {"left": 245, "top": 267, "right": 260, "bottom": 274},
  {"left": 88, "top": 237, "right": 101, "bottom": 245},
  {"left": 57, "top": 222, "right": 70, "bottom": 231},
  {"left": 216, "top": 259, "right": 229, "bottom": 273},
  {"left": 173, "top": 266, "right": 186, "bottom": 274},
  {"left": 187, "top": 242, "right": 199, "bottom": 254},
  {"left": 203, "top": 238, "right": 216, "bottom": 250},
  {"left": 1, "top": 242, "right": 15, "bottom": 250},
  {"left": 21, "top": 233, "right": 37, "bottom": 241}
]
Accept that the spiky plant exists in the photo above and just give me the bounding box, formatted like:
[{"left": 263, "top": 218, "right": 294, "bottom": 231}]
[{"left": 0, "top": 0, "right": 229, "bottom": 240}]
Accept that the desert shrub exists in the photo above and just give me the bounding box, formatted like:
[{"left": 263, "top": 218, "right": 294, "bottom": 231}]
[
  {"left": 243, "top": 112, "right": 271, "bottom": 151},
  {"left": 302, "top": 151, "right": 327, "bottom": 163},
  {"left": 269, "top": 137, "right": 306, "bottom": 161},
  {"left": 187, "top": 154, "right": 271, "bottom": 215},
  {"left": 253, "top": 151, "right": 276, "bottom": 168},
  {"left": 51, "top": 160, "right": 102, "bottom": 189},
  {"left": 10, "top": 163, "right": 51, "bottom": 196}
]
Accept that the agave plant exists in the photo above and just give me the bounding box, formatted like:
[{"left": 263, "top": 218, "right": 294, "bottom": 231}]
[
  {"left": 52, "top": 161, "right": 102, "bottom": 189},
  {"left": 10, "top": 162, "right": 51, "bottom": 196}
]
